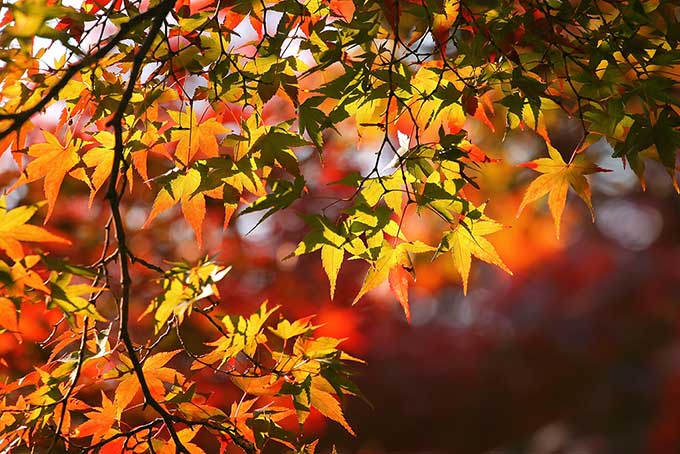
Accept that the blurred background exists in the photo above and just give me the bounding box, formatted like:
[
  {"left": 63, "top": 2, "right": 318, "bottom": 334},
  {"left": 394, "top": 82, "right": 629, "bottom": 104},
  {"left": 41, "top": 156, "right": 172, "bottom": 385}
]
[{"left": 282, "top": 114, "right": 680, "bottom": 454}]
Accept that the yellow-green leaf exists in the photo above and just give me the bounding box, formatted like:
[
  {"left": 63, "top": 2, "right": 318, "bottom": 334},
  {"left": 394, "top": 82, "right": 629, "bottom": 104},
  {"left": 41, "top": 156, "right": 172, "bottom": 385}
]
[
  {"left": 321, "top": 244, "right": 344, "bottom": 300},
  {"left": 518, "top": 144, "right": 609, "bottom": 238},
  {"left": 443, "top": 210, "right": 511, "bottom": 294}
]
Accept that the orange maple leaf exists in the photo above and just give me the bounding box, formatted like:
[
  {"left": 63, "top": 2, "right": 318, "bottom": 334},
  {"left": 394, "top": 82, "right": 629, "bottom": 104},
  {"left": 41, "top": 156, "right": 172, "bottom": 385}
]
[
  {"left": 144, "top": 168, "right": 206, "bottom": 247},
  {"left": 169, "top": 110, "right": 229, "bottom": 167},
  {"left": 114, "top": 350, "right": 181, "bottom": 415},
  {"left": 71, "top": 392, "right": 118, "bottom": 444},
  {"left": 388, "top": 261, "right": 413, "bottom": 322},
  {"left": 9, "top": 129, "right": 86, "bottom": 220},
  {"left": 0, "top": 297, "right": 18, "bottom": 332},
  {"left": 0, "top": 198, "right": 70, "bottom": 260},
  {"left": 0, "top": 121, "right": 31, "bottom": 171},
  {"left": 329, "top": 0, "right": 355, "bottom": 21},
  {"left": 156, "top": 427, "right": 205, "bottom": 454},
  {"left": 132, "top": 123, "right": 173, "bottom": 184}
]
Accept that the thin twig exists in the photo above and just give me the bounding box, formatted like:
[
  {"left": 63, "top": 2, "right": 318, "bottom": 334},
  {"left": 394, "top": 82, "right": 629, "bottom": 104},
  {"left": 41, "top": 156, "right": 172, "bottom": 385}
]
[{"left": 0, "top": 0, "right": 176, "bottom": 141}]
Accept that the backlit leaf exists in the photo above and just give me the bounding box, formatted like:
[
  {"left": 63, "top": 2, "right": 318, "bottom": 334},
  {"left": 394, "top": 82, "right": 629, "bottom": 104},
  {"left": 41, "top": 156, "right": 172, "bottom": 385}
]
[
  {"left": 0, "top": 197, "right": 70, "bottom": 260},
  {"left": 321, "top": 244, "right": 343, "bottom": 300},
  {"left": 518, "top": 144, "right": 610, "bottom": 239},
  {"left": 439, "top": 207, "right": 511, "bottom": 294},
  {"left": 169, "top": 110, "right": 229, "bottom": 167},
  {"left": 9, "top": 129, "right": 83, "bottom": 220}
]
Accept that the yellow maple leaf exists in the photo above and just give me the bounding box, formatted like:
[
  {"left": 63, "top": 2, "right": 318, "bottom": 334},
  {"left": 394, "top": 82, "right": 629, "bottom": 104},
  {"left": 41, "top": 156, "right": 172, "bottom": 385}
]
[
  {"left": 442, "top": 209, "right": 511, "bottom": 294},
  {"left": 321, "top": 244, "right": 344, "bottom": 300},
  {"left": 48, "top": 273, "right": 106, "bottom": 321},
  {"left": 81, "top": 131, "right": 116, "bottom": 206},
  {"left": 352, "top": 240, "right": 434, "bottom": 320},
  {"left": 0, "top": 255, "right": 50, "bottom": 297},
  {"left": 517, "top": 144, "right": 610, "bottom": 239},
  {"left": 310, "top": 386, "right": 355, "bottom": 436}
]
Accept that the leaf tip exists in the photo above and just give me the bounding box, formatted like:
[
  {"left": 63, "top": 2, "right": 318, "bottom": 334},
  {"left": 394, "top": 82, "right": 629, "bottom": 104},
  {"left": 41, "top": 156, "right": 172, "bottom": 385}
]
[{"left": 518, "top": 161, "right": 538, "bottom": 170}]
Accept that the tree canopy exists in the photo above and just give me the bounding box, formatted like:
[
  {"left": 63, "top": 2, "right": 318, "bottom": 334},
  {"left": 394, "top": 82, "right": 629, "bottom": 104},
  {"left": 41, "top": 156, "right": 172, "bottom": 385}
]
[{"left": 0, "top": 0, "right": 678, "bottom": 452}]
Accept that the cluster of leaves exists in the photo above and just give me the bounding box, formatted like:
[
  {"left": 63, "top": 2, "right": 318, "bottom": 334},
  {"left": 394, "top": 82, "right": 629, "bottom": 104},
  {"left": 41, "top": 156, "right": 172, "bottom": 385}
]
[
  {"left": 0, "top": 222, "right": 358, "bottom": 452},
  {"left": 0, "top": 0, "right": 677, "bottom": 452}
]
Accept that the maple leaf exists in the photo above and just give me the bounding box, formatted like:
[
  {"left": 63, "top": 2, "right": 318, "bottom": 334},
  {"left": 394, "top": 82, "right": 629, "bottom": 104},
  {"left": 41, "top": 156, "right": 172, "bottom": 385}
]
[
  {"left": 144, "top": 168, "right": 206, "bottom": 247},
  {"left": 9, "top": 129, "right": 86, "bottom": 220},
  {"left": 0, "top": 297, "right": 18, "bottom": 333},
  {"left": 268, "top": 316, "right": 316, "bottom": 340},
  {"left": 71, "top": 392, "right": 118, "bottom": 444},
  {"left": 0, "top": 198, "right": 70, "bottom": 260},
  {"left": 231, "top": 375, "right": 283, "bottom": 396},
  {"left": 227, "top": 398, "right": 258, "bottom": 444},
  {"left": 321, "top": 244, "right": 344, "bottom": 300},
  {"left": 0, "top": 254, "right": 50, "bottom": 298},
  {"left": 169, "top": 110, "right": 229, "bottom": 167},
  {"left": 293, "top": 216, "right": 351, "bottom": 300},
  {"left": 132, "top": 123, "right": 173, "bottom": 184},
  {"left": 311, "top": 388, "right": 355, "bottom": 436},
  {"left": 352, "top": 241, "right": 434, "bottom": 321},
  {"left": 438, "top": 208, "right": 512, "bottom": 295},
  {"left": 114, "top": 350, "right": 182, "bottom": 415},
  {"left": 156, "top": 427, "right": 205, "bottom": 454},
  {"left": 81, "top": 131, "right": 116, "bottom": 206},
  {"left": 517, "top": 144, "right": 610, "bottom": 239},
  {"left": 198, "top": 302, "right": 279, "bottom": 369},
  {"left": 388, "top": 254, "right": 413, "bottom": 321},
  {"left": 291, "top": 375, "right": 355, "bottom": 436},
  {"left": 0, "top": 121, "right": 30, "bottom": 171},
  {"left": 432, "top": 0, "right": 459, "bottom": 59},
  {"left": 48, "top": 273, "right": 106, "bottom": 321},
  {"left": 329, "top": 0, "right": 354, "bottom": 21},
  {"left": 239, "top": 177, "right": 306, "bottom": 234},
  {"left": 140, "top": 261, "right": 230, "bottom": 333}
]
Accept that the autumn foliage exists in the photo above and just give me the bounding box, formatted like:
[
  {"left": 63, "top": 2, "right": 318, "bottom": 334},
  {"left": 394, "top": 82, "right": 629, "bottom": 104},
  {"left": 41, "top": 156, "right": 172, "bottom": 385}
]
[{"left": 0, "top": 0, "right": 679, "bottom": 453}]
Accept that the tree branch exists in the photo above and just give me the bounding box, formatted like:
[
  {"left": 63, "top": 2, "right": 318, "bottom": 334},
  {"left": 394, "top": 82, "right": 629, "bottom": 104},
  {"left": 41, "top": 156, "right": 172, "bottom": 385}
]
[
  {"left": 103, "top": 1, "right": 192, "bottom": 452},
  {"left": 0, "top": 0, "right": 175, "bottom": 141}
]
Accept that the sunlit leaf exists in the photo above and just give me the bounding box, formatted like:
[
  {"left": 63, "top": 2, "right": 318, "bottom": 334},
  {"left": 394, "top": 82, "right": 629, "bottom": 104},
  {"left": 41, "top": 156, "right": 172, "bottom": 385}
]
[
  {"left": 8, "top": 129, "right": 84, "bottom": 220},
  {"left": 439, "top": 206, "right": 511, "bottom": 294},
  {"left": 0, "top": 198, "right": 70, "bottom": 260},
  {"left": 518, "top": 144, "right": 610, "bottom": 239}
]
